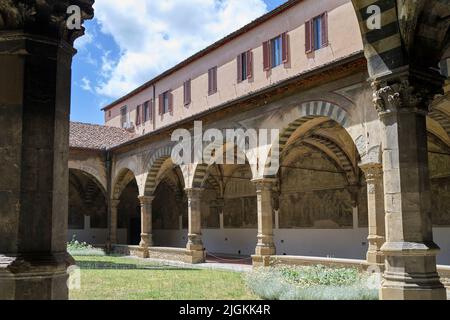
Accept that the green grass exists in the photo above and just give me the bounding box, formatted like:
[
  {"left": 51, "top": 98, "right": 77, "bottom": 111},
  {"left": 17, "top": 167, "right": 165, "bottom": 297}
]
[{"left": 70, "top": 255, "right": 257, "bottom": 300}]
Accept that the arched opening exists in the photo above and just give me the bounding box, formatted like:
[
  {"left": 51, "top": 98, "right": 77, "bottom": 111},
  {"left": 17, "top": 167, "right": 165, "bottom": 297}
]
[
  {"left": 191, "top": 140, "right": 257, "bottom": 261},
  {"left": 152, "top": 161, "right": 188, "bottom": 248},
  {"left": 427, "top": 108, "right": 450, "bottom": 265},
  {"left": 113, "top": 168, "right": 140, "bottom": 246},
  {"left": 68, "top": 169, "right": 108, "bottom": 244},
  {"left": 274, "top": 114, "right": 367, "bottom": 259}
]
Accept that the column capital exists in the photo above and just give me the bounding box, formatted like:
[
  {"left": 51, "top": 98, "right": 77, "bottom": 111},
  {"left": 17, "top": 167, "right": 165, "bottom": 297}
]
[
  {"left": 359, "top": 162, "right": 383, "bottom": 179},
  {"left": 0, "top": 0, "right": 95, "bottom": 45},
  {"left": 370, "top": 68, "right": 444, "bottom": 116},
  {"left": 138, "top": 195, "right": 154, "bottom": 205},
  {"left": 185, "top": 187, "right": 204, "bottom": 198},
  {"left": 252, "top": 178, "right": 276, "bottom": 191}
]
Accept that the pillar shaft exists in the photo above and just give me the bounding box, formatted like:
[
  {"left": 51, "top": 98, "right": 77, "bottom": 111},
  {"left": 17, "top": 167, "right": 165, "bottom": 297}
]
[
  {"left": 360, "top": 163, "right": 385, "bottom": 265},
  {"left": 138, "top": 196, "right": 154, "bottom": 257},
  {"left": 186, "top": 188, "right": 204, "bottom": 251},
  {"left": 108, "top": 199, "right": 120, "bottom": 246},
  {"left": 372, "top": 71, "right": 446, "bottom": 300},
  {"left": 253, "top": 179, "right": 276, "bottom": 258},
  {"left": 0, "top": 1, "right": 93, "bottom": 300}
]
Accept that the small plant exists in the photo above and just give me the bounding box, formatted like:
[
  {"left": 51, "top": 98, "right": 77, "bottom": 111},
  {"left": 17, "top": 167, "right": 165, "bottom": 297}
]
[
  {"left": 67, "top": 235, "right": 105, "bottom": 256},
  {"left": 244, "top": 265, "right": 379, "bottom": 300}
]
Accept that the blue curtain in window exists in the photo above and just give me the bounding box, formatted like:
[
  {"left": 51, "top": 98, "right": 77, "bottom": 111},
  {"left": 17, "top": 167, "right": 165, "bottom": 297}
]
[{"left": 313, "top": 16, "right": 322, "bottom": 50}]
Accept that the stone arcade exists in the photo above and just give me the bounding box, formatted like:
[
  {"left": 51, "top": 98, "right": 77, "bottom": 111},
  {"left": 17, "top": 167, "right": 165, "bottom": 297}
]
[{"left": 1, "top": 0, "right": 450, "bottom": 300}]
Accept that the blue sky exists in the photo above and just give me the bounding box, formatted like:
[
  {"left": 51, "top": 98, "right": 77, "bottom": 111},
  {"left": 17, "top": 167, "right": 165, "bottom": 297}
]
[{"left": 71, "top": 0, "right": 287, "bottom": 125}]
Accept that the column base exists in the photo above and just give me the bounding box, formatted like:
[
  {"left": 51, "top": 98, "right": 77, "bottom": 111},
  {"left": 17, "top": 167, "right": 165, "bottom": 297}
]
[
  {"left": 136, "top": 246, "right": 149, "bottom": 259},
  {"left": 186, "top": 250, "right": 206, "bottom": 264},
  {"left": 255, "top": 244, "right": 276, "bottom": 256},
  {"left": 380, "top": 241, "right": 447, "bottom": 300},
  {"left": 0, "top": 252, "right": 72, "bottom": 300},
  {"left": 252, "top": 255, "right": 273, "bottom": 267}
]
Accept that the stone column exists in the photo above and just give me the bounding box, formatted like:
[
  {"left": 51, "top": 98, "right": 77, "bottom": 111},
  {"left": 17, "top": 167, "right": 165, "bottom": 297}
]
[
  {"left": 185, "top": 188, "right": 205, "bottom": 263},
  {"left": 107, "top": 199, "right": 120, "bottom": 249},
  {"left": 252, "top": 178, "right": 276, "bottom": 267},
  {"left": 0, "top": 1, "right": 94, "bottom": 300},
  {"left": 138, "top": 196, "right": 154, "bottom": 258},
  {"left": 372, "top": 71, "right": 446, "bottom": 300},
  {"left": 360, "top": 162, "right": 385, "bottom": 266}
]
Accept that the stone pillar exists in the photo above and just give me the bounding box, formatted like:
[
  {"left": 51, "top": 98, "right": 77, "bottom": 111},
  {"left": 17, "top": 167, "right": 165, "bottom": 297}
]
[
  {"left": 360, "top": 163, "right": 385, "bottom": 266},
  {"left": 138, "top": 196, "right": 154, "bottom": 258},
  {"left": 0, "top": 1, "right": 94, "bottom": 300},
  {"left": 252, "top": 178, "right": 276, "bottom": 267},
  {"left": 185, "top": 188, "right": 205, "bottom": 263},
  {"left": 372, "top": 70, "right": 446, "bottom": 300},
  {"left": 107, "top": 199, "right": 120, "bottom": 249}
]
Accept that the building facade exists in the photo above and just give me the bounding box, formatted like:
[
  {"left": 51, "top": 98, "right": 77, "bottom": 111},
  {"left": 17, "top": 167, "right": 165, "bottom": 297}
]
[{"left": 65, "top": 0, "right": 450, "bottom": 298}]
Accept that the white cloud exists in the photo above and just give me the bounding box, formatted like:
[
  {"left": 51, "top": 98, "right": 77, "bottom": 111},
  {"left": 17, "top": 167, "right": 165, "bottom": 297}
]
[
  {"left": 74, "top": 29, "right": 94, "bottom": 51},
  {"left": 92, "top": 0, "right": 268, "bottom": 99},
  {"left": 80, "top": 77, "right": 94, "bottom": 93}
]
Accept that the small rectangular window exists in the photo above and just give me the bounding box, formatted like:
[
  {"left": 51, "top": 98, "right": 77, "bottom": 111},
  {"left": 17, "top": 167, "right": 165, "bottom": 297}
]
[
  {"left": 136, "top": 105, "right": 141, "bottom": 125},
  {"left": 208, "top": 66, "right": 217, "bottom": 95},
  {"left": 271, "top": 36, "right": 282, "bottom": 68},
  {"left": 163, "top": 92, "right": 170, "bottom": 113},
  {"left": 143, "top": 101, "right": 149, "bottom": 122},
  {"left": 306, "top": 12, "right": 328, "bottom": 53},
  {"left": 120, "top": 106, "right": 127, "bottom": 128},
  {"left": 184, "top": 79, "right": 191, "bottom": 106}
]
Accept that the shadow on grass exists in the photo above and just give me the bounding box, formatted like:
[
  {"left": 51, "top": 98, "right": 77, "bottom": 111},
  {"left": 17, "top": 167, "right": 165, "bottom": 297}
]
[{"left": 75, "top": 260, "right": 199, "bottom": 271}]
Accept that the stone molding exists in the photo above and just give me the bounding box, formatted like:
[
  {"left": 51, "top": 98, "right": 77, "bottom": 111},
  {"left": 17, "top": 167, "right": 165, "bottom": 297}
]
[{"left": 0, "top": 0, "right": 94, "bottom": 44}]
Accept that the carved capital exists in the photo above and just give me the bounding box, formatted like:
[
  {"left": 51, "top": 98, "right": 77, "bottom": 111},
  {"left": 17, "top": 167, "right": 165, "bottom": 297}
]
[
  {"left": 0, "top": 0, "right": 94, "bottom": 45},
  {"left": 138, "top": 195, "right": 154, "bottom": 206},
  {"left": 359, "top": 162, "right": 383, "bottom": 180},
  {"left": 371, "top": 70, "right": 444, "bottom": 115},
  {"left": 252, "top": 178, "right": 276, "bottom": 192}
]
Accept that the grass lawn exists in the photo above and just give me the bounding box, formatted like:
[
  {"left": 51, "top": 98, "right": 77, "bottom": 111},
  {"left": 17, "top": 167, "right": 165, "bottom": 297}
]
[{"left": 70, "top": 255, "right": 257, "bottom": 300}]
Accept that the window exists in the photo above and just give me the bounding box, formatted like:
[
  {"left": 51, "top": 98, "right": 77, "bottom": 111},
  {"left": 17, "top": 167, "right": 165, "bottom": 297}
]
[
  {"left": 237, "top": 51, "right": 253, "bottom": 82},
  {"left": 135, "top": 105, "right": 141, "bottom": 125},
  {"left": 208, "top": 66, "right": 217, "bottom": 95},
  {"left": 263, "top": 33, "right": 289, "bottom": 71},
  {"left": 159, "top": 91, "right": 173, "bottom": 115},
  {"left": 306, "top": 12, "right": 328, "bottom": 53},
  {"left": 120, "top": 106, "right": 128, "bottom": 128},
  {"left": 108, "top": 110, "right": 111, "bottom": 118},
  {"left": 143, "top": 101, "right": 150, "bottom": 122},
  {"left": 271, "top": 36, "right": 282, "bottom": 68},
  {"left": 184, "top": 79, "right": 191, "bottom": 106}
]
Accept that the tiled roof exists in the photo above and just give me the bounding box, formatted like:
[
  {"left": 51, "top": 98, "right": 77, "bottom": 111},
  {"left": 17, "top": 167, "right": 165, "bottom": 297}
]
[{"left": 69, "top": 122, "right": 136, "bottom": 150}]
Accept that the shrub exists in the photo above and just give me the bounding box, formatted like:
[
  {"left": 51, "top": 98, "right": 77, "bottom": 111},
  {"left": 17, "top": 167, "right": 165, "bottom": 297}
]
[
  {"left": 244, "top": 265, "right": 379, "bottom": 300},
  {"left": 67, "top": 235, "right": 105, "bottom": 256}
]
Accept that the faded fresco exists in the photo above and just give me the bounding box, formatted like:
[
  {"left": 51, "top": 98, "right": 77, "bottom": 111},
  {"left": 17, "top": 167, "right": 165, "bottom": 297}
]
[
  {"left": 279, "top": 149, "right": 354, "bottom": 229},
  {"left": 429, "top": 153, "right": 450, "bottom": 226}
]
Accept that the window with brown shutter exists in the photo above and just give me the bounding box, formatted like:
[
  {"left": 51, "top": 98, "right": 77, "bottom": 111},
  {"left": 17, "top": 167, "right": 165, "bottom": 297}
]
[
  {"left": 307, "top": 12, "right": 328, "bottom": 53},
  {"left": 282, "top": 32, "right": 289, "bottom": 64},
  {"left": 184, "top": 80, "right": 191, "bottom": 106},
  {"left": 305, "top": 19, "right": 313, "bottom": 53},
  {"left": 247, "top": 50, "right": 253, "bottom": 79},
  {"left": 263, "top": 41, "right": 270, "bottom": 71},
  {"left": 168, "top": 91, "right": 173, "bottom": 115},
  {"left": 321, "top": 12, "right": 328, "bottom": 48},
  {"left": 237, "top": 55, "right": 242, "bottom": 83},
  {"left": 208, "top": 67, "right": 217, "bottom": 95},
  {"left": 158, "top": 94, "right": 163, "bottom": 115},
  {"left": 136, "top": 105, "right": 141, "bottom": 125}
]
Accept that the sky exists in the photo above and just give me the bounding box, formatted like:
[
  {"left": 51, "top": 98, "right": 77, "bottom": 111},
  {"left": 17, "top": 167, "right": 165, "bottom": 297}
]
[{"left": 71, "top": 0, "right": 288, "bottom": 125}]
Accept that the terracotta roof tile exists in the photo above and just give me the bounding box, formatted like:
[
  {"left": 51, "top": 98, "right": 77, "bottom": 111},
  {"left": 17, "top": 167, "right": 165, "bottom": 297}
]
[{"left": 69, "top": 122, "right": 136, "bottom": 150}]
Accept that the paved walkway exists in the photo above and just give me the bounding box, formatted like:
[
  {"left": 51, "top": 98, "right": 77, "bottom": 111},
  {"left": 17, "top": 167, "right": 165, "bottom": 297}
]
[{"left": 128, "top": 254, "right": 253, "bottom": 273}]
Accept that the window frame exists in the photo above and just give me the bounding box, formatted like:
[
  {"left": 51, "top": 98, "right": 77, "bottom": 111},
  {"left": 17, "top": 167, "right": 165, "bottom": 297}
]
[{"left": 120, "top": 106, "right": 128, "bottom": 128}]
